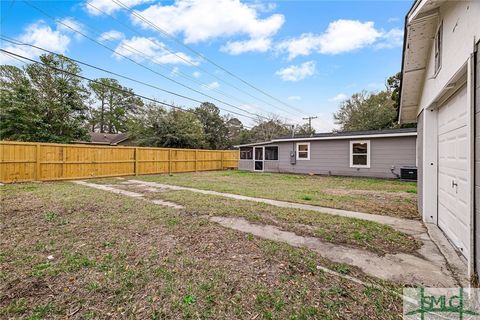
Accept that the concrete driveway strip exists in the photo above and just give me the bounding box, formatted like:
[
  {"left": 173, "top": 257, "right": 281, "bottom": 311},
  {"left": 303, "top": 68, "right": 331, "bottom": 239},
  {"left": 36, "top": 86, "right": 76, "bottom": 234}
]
[{"left": 126, "top": 179, "right": 423, "bottom": 236}]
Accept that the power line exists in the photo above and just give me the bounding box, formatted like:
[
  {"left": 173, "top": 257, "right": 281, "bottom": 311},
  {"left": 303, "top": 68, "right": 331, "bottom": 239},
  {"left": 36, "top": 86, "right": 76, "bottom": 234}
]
[
  {"left": 76, "top": 2, "right": 288, "bottom": 121},
  {"left": 0, "top": 49, "right": 253, "bottom": 129},
  {"left": 1, "top": 35, "right": 258, "bottom": 122},
  {"left": 22, "top": 0, "right": 274, "bottom": 123},
  {"left": 111, "top": 0, "right": 309, "bottom": 117},
  {"left": 84, "top": 1, "right": 296, "bottom": 119}
]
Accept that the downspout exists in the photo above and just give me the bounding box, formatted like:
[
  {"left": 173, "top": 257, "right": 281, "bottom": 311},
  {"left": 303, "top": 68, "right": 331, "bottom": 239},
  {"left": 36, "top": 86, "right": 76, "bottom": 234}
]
[
  {"left": 473, "top": 40, "right": 479, "bottom": 280},
  {"left": 291, "top": 125, "right": 296, "bottom": 167}
]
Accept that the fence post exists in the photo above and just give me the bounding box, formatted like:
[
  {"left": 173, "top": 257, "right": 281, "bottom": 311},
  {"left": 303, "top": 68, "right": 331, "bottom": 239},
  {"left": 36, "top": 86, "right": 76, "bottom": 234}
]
[
  {"left": 169, "top": 149, "right": 172, "bottom": 174},
  {"left": 134, "top": 148, "right": 139, "bottom": 176},
  {"left": 221, "top": 151, "right": 224, "bottom": 170},
  {"left": 195, "top": 149, "right": 198, "bottom": 172},
  {"left": 35, "top": 143, "right": 41, "bottom": 181}
]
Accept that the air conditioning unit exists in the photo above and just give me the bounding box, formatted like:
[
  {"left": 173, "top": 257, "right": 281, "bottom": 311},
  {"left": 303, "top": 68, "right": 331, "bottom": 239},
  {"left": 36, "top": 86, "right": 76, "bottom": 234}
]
[{"left": 400, "top": 166, "right": 417, "bottom": 181}]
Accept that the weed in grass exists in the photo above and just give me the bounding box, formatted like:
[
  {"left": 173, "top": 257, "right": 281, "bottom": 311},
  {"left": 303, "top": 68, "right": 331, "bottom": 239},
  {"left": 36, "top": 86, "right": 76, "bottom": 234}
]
[
  {"left": 183, "top": 294, "right": 196, "bottom": 305},
  {"left": 31, "top": 303, "right": 55, "bottom": 318},
  {"left": 31, "top": 262, "right": 54, "bottom": 277},
  {"left": 81, "top": 311, "right": 97, "bottom": 319},
  {"left": 154, "top": 267, "right": 173, "bottom": 281},
  {"left": 301, "top": 195, "right": 313, "bottom": 201},
  {"left": 63, "top": 252, "right": 96, "bottom": 271},
  {"left": 332, "top": 264, "right": 351, "bottom": 275},
  {"left": 0, "top": 298, "right": 28, "bottom": 316},
  {"left": 406, "top": 189, "right": 417, "bottom": 194},
  {"left": 328, "top": 285, "right": 349, "bottom": 298},
  {"left": 43, "top": 211, "right": 57, "bottom": 222},
  {"left": 166, "top": 217, "right": 179, "bottom": 227},
  {"left": 86, "top": 282, "right": 101, "bottom": 292},
  {"left": 352, "top": 231, "right": 372, "bottom": 242},
  {"left": 102, "top": 241, "right": 115, "bottom": 248}
]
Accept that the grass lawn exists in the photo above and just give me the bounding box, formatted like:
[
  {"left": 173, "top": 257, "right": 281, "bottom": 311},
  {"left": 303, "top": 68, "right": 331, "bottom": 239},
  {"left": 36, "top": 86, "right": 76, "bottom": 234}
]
[
  {"left": 1, "top": 182, "right": 405, "bottom": 319},
  {"left": 134, "top": 170, "right": 419, "bottom": 219}
]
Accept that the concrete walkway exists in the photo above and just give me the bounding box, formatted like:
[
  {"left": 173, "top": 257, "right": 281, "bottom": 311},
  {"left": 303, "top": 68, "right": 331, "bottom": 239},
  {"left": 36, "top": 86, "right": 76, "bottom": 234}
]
[
  {"left": 73, "top": 181, "right": 184, "bottom": 209},
  {"left": 127, "top": 180, "right": 423, "bottom": 235},
  {"left": 126, "top": 179, "right": 469, "bottom": 287},
  {"left": 73, "top": 179, "right": 468, "bottom": 287}
]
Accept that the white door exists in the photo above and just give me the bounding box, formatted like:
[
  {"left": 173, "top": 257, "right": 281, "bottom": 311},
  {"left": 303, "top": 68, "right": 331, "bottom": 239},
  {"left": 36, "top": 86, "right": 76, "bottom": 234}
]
[
  {"left": 437, "top": 85, "right": 470, "bottom": 258},
  {"left": 254, "top": 147, "right": 264, "bottom": 171}
]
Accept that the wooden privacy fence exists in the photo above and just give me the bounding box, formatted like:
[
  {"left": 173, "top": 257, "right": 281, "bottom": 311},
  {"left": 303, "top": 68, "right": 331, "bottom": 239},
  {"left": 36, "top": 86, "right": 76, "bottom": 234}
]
[{"left": 0, "top": 141, "right": 239, "bottom": 183}]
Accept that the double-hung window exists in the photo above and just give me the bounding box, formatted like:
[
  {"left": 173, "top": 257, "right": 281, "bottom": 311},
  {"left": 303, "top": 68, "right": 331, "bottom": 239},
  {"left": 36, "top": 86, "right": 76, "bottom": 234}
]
[
  {"left": 350, "top": 140, "right": 370, "bottom": 168},
  {"left": 296, "top": 142, "right": 310, "bottom": 160}
]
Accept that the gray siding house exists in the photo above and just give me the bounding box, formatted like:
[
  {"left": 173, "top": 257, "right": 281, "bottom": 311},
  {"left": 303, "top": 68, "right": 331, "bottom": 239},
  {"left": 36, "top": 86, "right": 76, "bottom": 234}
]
[{"left": 237, "top": 128, "right": 417, "bottom": 179}]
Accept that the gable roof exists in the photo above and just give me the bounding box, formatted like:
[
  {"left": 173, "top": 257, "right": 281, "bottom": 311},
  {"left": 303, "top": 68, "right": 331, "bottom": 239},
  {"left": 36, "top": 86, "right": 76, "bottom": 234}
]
[
  {"left": 236, "top": 127, "right": 417, "bottom": 147},
  {"left": 83, "top": 132, "right": 129, "bottom": 145}
]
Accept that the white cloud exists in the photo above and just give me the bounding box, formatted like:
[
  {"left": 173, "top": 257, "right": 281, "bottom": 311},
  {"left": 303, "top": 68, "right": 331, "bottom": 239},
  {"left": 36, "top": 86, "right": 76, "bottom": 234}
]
[
  {"left": 202, "top": 81, "right": 220, "bottom": 90},
  {"left": 288, "top": 95, "right": 301, "bottom": 101},
  {"left": 192, "top": 71, "right": 201, "bottom": 78},
  {"left": 376, "top": 28, "right": 403, "bottom": 49},
  {"left": 250, "top": 2, "right": 277, "bottom": 13},
  {"left": 277, "top": 20, "right": 387, "bottom": 59},
  {"left": 275, "top": 61, "right": 316, "bottom": 82},
  {"left": 387, "top": 17, "right": 400, "bottom": 23},
  {"left": 170, "top": 66, "right": 180, "bottom": 76},
  {"left": 98, "top": 30, "right": 125, "bottom": 42},
  {"left": 221, "top": 37, "right": 272, "bottom": 55},
  {"left": 56, "top": 17, "right": 85, "bottom": 40},
  {"left": 132, "top": 0, "right": 284, "bottom": 44},
  {"left": 85, "top": 0, "right": 153, "bottom": 15},
  {"left": 329, "top": 93, "right": 347, "bottom": 102},
  {"left": 113, "top": 36, "right": 198, "bottom": 65},
  {"left": 0, "top": 21, "right": 70, "bottom": 64}
]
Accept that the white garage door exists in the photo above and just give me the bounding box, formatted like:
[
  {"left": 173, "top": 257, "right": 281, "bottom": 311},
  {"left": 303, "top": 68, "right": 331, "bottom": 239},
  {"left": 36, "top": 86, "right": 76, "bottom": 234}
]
[{"left": 437, "top": 85, "right": 470, "bottom": 258}]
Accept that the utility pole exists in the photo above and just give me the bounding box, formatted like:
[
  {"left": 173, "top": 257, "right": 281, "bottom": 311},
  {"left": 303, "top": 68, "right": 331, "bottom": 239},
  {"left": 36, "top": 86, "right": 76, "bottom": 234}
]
[{"left": 302, "top": 116, "right": 318, "bottom": 133}]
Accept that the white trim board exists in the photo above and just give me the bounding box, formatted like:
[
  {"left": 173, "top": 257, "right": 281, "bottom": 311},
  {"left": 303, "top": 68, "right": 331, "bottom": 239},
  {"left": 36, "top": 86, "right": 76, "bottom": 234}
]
[{"left": 235, "top": 132, "right": 417, "bottom": 148}]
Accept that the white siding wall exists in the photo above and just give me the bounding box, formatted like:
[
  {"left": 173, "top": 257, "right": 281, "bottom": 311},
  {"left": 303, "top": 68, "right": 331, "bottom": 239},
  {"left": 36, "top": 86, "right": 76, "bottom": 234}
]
[{"left": 417, "top": 1, "right": 480, "bottom": 113}]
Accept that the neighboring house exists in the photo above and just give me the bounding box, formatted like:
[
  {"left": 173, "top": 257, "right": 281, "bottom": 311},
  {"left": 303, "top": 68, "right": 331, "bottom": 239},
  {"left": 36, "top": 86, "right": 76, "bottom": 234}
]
[
  {"left": 236, "top": 128, "right": 417, "bottom": 179},
  {"left": 398, "top": 0, "right": 479, "bottom": 278},
  {"left": 75, "top": 132, "right": 131, "bottom": 146}
]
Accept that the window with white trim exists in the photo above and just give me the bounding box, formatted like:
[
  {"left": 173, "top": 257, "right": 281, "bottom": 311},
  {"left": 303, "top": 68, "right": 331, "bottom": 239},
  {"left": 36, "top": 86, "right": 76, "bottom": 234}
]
[
  {"left": 350, "top": 140, "right": 370, "bottom": 168},
  {"left": 296, "top": 142, "right": 310, "bottom": 160}
]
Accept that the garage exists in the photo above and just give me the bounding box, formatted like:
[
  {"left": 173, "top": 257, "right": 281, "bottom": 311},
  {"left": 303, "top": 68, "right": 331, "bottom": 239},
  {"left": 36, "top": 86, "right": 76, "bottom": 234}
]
[{"left": 437, "top": 85, "right": 470, "bottom": 259}]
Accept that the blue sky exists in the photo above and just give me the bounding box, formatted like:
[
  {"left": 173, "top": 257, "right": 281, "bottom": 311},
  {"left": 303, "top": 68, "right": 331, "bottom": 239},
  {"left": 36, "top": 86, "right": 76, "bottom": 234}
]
[{"left": 0, "top": 0, "right": 411, "bottom": 131}]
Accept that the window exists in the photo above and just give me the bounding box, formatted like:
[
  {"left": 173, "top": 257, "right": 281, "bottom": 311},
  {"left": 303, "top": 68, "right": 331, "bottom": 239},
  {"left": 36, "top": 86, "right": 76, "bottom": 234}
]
[
  {"left": 350, "top": 140, "right": 370, "bottom": 168},
  {"left": 296, "top": 143, "right": 310, "bottom": 160},
  {"left": 240, "top": 147, "right": 253, "bottom": 160},
  {"left": 434, "top": 21, "right": 443, "bottom": 75},
  {"left": 265, "top": 146, "right": 278, "bottom": 160}
]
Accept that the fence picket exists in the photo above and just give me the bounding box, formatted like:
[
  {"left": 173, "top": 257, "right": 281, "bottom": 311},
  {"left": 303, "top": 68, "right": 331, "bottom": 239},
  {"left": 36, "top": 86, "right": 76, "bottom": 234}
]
[{"left": 0, "top": 141, "right": 239, "bottom": 183}]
